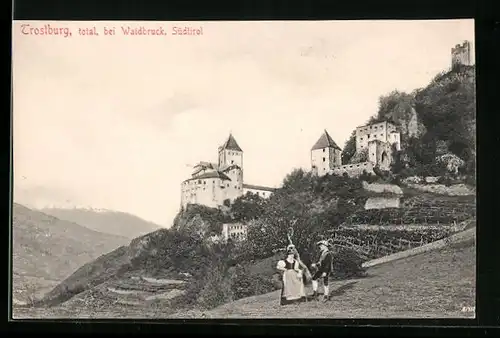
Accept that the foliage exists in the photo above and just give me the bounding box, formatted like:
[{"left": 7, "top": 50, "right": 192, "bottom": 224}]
[
  {"left": 242, "top": 170, "right": 368, "bottom": 262},
  {"left": 414, "top": 66, "right": 476, "bottom": 170},
  {"left": 374, "top": 90, "right": 416, "bottom": 126},
  {"left": 345, "top": 207, "right": 474, "bottom": 225},
  {"left": 359, "top": 170, "right": 381, "bottom": 183},
  {"left": 195, "top": 262, "right": 234, "bottom": 309},
  {"left": 331, "top": 248, "right": 367, "bottom": 279},
  {"left": 231, "top": 192, "right": 268, "bottom": 222},
  {"left": 172, "top": 204, "right": 230, "bottom": 236},
  {"left": 361, "top": 67, "right": 475, "bottom": 181},
  {"left": 230, "top": 265, "right": 278, "bottom": 300},
  {"left": 341, "top": 131, "right": 357, "bottom": 164}
]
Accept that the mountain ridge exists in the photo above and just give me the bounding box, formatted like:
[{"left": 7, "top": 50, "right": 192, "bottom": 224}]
[
  {"left": 12, "top": 203, "right": 131, "bottom": 303},
  {"left": 40, "top": 207, "right": 164, "bottom": 239}
]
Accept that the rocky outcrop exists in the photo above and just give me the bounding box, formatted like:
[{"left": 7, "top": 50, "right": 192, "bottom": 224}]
[
  {"left": 349, "top": 148, "right": 368, "bottom": 164},
  {"left": 362, "top": 181, "right": 403, "bottom": 195},
  {"left": 405, "top": 107, "right": 427, "bottom": 139},
  {"left": 406, "top": 183, "right": 475, "bottom": 196},
  {"left": 364, "top": 197, "right": 400, "bottom": 210},
  {"left": 436, "top": 153, "right": 466, "bottom": 174}
]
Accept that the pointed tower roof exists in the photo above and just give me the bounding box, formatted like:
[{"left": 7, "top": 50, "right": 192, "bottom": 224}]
[
  {"left": 220, "top": 133, "right": 243, "bottom": 152},
  {"left": 311, "top": 129, "right": 341, "bottom": 151}
]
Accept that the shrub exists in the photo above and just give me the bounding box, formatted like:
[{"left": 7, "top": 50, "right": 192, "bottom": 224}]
[
  {"left": 230, "top": 265, "right": 278, "bottom": 300},
  {"left": 195, "top": 263, "right": 234, "bottom": 310},
  {"left": 331, "top": 248, "right": 366, "bottom": 279},
  {"left": 231, "top": 193, "right": 267, "bottom": 222},
  {"left": 359, "top": 170, "right": 378, "bottom": 183}
]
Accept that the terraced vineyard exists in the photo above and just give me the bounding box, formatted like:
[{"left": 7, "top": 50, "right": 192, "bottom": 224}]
[
  {"left": 327, "top": 227, "right": 456, "bottom": 260},
  {"left": 56, "top": 274, "right": 189, "bottom": 317},
  {"left": 344, "top": 194, "right": 476, "bottom": 226},
  {"left": 330, "top": 193, "right": 476, "bottom": 260}
]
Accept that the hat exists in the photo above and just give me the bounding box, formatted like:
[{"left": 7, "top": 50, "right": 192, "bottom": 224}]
[
  {"left": 317, "top": 240, "right": 329, "bottom": 247},
  {"left": 286, "top": 244, "right": 296, "bottom": 251}
]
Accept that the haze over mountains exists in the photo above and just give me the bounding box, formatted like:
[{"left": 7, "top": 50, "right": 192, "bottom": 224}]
[
  {"left": 14, "top": 185, "right": 166, "bottom": 239},
  {"left": 40, "top": 207, "right": 163, "bottom": 239},
  {"left": 12, "top": 203, "right": 131, "bottom": 303}
]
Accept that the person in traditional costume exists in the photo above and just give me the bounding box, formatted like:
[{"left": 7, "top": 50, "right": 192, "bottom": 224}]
[
  {"left": 310, "top": 240, "right": 334, "bottom": 302},
  {"left": 276, "top": 244, "right": 307, "bottom": 305}
]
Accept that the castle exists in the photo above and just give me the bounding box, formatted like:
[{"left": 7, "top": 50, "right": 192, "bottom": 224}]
[
  {"left": 311, "top": 120, "right": 401, "bottom": 177},
  {"left": 311, "top": 40, "right": 470, "bottom": 177},
  {"left": 180, "top": 134, "right": 275, "bottom": 209},
  {"left": 451, "top": 41, "right": 471, "bottom": 68}
]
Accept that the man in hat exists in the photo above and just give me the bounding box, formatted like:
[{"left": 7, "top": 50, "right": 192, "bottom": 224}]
[{"left": 310, "top": 240, "right": 333, "bottom": 302}]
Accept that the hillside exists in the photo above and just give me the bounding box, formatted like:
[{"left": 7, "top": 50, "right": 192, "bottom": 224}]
[
  {"left": 40, "top": 207, "right": 163, "bottom": 239},
  {"left": 342, "top": 65, "right": 476, "bottom": 175},
  {"left": 20, "top": 173, "right": 474, "bottom": 316},
  {"left": 176, "top": 229, "right": 476, "bottom": 319},
  {"left": 13, "top": 60, "right": 476, "bottom": 318},
  {"left": 14, "top": 227, "right": 475, "bottom": 319},
  {"left": 12, "top": 203, "right": 130, "bottom": 304}
]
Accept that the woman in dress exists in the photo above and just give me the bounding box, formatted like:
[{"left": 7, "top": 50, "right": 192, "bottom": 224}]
[{"left": 276, "top": 244, "right": 306, "bottom": 305}]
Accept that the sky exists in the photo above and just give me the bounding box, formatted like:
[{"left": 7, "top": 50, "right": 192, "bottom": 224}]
[{"left": 12, "top": 19, "right": 475, "bottom": 227}]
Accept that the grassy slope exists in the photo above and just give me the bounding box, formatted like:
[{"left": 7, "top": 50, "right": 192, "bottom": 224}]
[
  {"left": 40, "top": 207, "right": 163, "bottom": 239},
  {"left": 14, "top": 231, "right": 475, "bottom": 319},
  {"left": 178, "top": 235, "right": 475, "bottom": 319},
  {"left": 14, "top": 187, "right": 476, "bottom": 318},
  {"left": 12, "top": 203, "right": 130, "bottom": 303}
]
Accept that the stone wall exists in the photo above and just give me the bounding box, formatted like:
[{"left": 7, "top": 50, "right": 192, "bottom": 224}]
[
  {"left": 331, "top": 161, "right": 374, "bottom": 177},
  {"left": 364, "top": 197, "right": 401, "bottom": 210}
]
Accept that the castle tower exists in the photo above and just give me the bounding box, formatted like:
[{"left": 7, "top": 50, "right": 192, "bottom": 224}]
[
  {"left": 218, "top": 133, "right": 243, "bottom": 169},
  {"left": 451, "top": 41, "right": 471, "bottom": 68},
  {"left": 218, "top": 134, "right": 244, "bottom": 202},
  {"left": 311, "top": 129, "right": 342, "bottom": 176}
]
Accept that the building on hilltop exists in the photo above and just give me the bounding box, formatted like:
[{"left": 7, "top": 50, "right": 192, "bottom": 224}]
[
  {"left": 355, "top": 120, "right": 401, "bottom": 153},
  {"left": 311, "top": 129, "right": 342, "bottom": 176},
  {"left": 311, "top": 121, "right": 401, "bottom": 177},
  {"left": 180, "top": 134, "right": 276, "bottom": 209},
  {"left": 451, "top": 40, "right": 471, "bottom": 68},
  {"left": 222, "top": 223, "right": 248, "bottom": 242},
  {"left": 242, "top": 184, "right": 275, "bottom": 198}
]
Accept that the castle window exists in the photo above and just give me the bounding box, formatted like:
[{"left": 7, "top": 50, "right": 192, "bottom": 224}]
[
  {"left": 380, "top": 134, "right": 383, "bottom": 137},
  {"left": 227, "top": 184, "right": 229, "bottom": 187},
  {"left": 360, "top": 138, "right": 363, "bottom": 141},
  {"left": 231, "top": 160, "right": 234, "bottom": 164},
  {"left": 323, "top": 148, "right": 325, "bottom": 152},
  {"left": 367, "top": 134, "right": 370, "bottom": 138},
  {"left": 323, "top": 157, "right": 325, "bottom": 162}
]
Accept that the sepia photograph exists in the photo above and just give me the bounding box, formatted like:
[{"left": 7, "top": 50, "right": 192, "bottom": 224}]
[{"left": 11, "top": 19, "right": 476, "bottom": 319}]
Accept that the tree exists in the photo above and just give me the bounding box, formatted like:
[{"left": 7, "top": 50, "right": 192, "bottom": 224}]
[
  {"left": 231, "top": 193, "right": 267, "bottom": 222},
  {"left": 341, "top": 131, "right": 357, "bottom": 165}
]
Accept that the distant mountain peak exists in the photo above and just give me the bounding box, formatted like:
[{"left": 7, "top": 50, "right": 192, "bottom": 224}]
[{"left": 39, "top": 207, "right": 164, "bottom": 240}]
